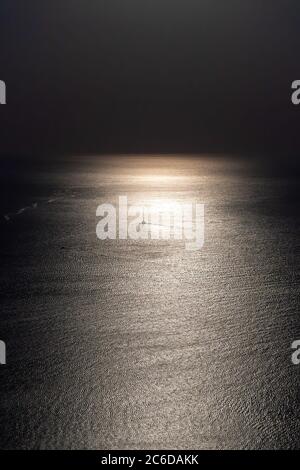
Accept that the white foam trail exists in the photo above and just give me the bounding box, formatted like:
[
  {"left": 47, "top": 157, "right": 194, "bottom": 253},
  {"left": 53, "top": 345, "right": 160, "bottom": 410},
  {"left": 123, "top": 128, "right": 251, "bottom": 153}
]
[{"left": 17, "top": 207, "right": 28, "bottom": 214}]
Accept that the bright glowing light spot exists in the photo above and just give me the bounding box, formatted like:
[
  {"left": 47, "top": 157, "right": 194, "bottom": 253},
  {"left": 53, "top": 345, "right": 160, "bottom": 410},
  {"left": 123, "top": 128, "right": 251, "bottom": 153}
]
[
  {"left": 132, "top": 174, "right": 187, "bottom": 186},
  {"left": 146, "top": 198, "right": 182, "bottom": 214}
]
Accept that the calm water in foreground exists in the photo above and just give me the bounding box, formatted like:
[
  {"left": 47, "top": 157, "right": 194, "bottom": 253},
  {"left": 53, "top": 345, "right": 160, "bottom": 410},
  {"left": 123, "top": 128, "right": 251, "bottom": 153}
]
[{"left": 0, "top": 155, "right": 299, "bottom": 449}]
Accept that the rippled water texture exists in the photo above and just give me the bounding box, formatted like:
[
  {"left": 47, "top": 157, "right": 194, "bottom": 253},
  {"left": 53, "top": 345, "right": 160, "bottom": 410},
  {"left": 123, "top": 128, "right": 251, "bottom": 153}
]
[{"left": 0, "top": 155, "right": 299, "bottom": 449}]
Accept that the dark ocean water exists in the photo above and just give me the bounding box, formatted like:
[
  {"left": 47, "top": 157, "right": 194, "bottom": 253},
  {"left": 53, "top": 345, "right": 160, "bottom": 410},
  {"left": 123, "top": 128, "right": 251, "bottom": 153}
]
[{"left": 0, "top": 155, "right": 299, "bottom": 449}]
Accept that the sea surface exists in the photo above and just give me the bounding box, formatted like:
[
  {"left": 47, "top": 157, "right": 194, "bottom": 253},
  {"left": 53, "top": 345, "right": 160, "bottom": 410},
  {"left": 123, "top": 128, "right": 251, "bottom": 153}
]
[{"left": 0, "top": 155, "right": 299, "bottom": 449}]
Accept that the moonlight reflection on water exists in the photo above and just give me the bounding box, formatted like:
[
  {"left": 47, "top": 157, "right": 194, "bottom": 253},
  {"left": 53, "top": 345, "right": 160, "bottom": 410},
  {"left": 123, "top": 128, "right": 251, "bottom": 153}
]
[{"left": 0, "top": 155, "right": 299, "bottom": 449}]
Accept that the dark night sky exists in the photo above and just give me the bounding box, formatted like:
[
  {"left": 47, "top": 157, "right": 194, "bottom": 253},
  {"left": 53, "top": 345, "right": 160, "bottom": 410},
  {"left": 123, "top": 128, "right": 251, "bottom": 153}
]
[{"left": 0, "top": 0, "right": 300, "bottom": 157}]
